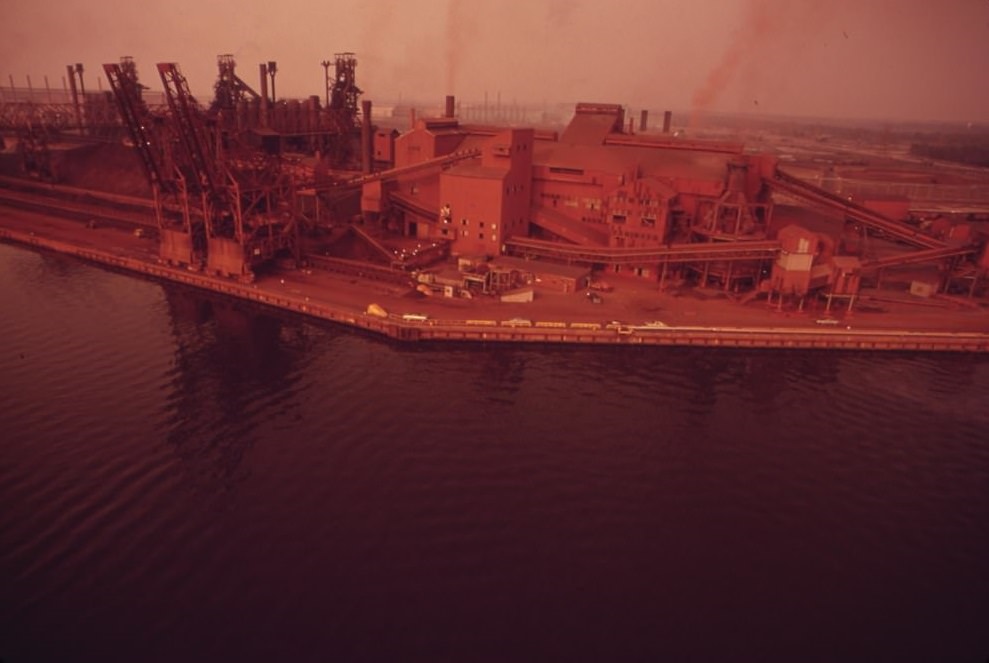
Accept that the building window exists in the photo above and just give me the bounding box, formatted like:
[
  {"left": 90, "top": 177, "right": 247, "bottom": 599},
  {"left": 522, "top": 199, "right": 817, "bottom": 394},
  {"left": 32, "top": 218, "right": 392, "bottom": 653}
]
[
  {"left": 461, "top": 218, "right": 468, "bottom": 226},
  {"left": 549, "top": 166, "right": 584, "bottom": 176},
  {"left": 461, "top": 229, "right": 468, "bottom": 237},
  {"left": 479, "top": 221, "right": 485, "bottom": 229},
  {"left": 612, "top": 214, "right": 627, "bottom": 225},
  {"left": 642, "top": 217, "right": 656, "bottom": 228},
  {"left": 479, "top": 233, "right": 484, "bottom": 240}
]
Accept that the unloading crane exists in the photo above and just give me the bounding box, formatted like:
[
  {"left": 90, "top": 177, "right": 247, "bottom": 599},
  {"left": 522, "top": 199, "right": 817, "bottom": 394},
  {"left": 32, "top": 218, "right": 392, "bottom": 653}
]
[
  {"left": 104, "top": 59, "right": 202, "bottom": 266},
  {"left": 104, "top": 61, "right": 165, "bottom": 190},
  {"left": 157, "top": 63, "right": 297, "bottom": 279},
  {"left": 103, "top": 59, "right": 297, "bottom": 278},
  {"left": 156, "top": 63, "right": 232, "bottom": 236}
]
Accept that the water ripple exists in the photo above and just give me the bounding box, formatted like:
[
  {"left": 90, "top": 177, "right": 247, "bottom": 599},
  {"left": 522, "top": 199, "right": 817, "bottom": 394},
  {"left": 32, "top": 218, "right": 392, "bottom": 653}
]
[{"left": 2, "top": 242, "right": 989, "bottom": 662}]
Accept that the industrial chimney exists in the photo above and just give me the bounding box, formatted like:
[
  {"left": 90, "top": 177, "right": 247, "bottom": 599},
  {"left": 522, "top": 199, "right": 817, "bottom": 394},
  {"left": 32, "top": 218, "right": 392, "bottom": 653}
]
[
  {"left": 361, "top": 100, "right": 373, "bottom": 174},
  {"left": 66, "top": 64, "right": 82, "bottom": 130},
  {"left": 662, "top": 110, "right": 672, "bottom": 134},
  {"left": 640, "top": 110, "right": 648, "bottom": 132},
  {"left": 258, "top": 63, "right": 269, "bottom": 128},
  {"left": 445, "top": 95, "right": 455, "bottom": 119}
]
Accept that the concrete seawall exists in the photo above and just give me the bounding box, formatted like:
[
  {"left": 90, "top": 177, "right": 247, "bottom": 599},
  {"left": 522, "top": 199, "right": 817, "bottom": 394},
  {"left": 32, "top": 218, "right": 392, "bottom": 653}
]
[{"left": 3, "top": 226, "right": 988, "bottom": 352}]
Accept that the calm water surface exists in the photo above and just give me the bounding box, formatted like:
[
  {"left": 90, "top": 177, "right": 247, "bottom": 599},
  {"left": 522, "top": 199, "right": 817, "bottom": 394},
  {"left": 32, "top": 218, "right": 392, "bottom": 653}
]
[{"left": 1, "top": 242, "right": 987, "bottom": 662}]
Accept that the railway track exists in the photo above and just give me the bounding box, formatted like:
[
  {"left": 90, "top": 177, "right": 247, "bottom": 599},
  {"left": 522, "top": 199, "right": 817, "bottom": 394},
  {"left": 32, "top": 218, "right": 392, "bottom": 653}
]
[{"left": 0, "top": 176, "right": 157, "bottom": 228}]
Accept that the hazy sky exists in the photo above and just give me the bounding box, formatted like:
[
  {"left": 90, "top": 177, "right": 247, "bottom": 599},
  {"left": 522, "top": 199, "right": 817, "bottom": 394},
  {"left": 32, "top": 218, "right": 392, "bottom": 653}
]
[{"left": 4, "top": 0, "right": 988, "bottom": 123}]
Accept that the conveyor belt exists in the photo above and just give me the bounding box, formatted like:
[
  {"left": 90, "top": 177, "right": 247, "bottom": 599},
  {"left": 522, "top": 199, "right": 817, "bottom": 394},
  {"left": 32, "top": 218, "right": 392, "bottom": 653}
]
[
  {"left": 504, "top": 236, "right": 780, "bottom": 265},
  {"left": 348, "top": 225, "right": 398, "bottom": 264},
  {"left": 389, "top": 192, "right": 437, "bottom": 220},
  {"left": 529, "top": 206, "right": 609, "bottom": 246},
  {"left": 861, "top": 243, "right": 977, "bottom": 270},
  {"left": 768, "top": 170, "right": 944, "bottom": 249}
]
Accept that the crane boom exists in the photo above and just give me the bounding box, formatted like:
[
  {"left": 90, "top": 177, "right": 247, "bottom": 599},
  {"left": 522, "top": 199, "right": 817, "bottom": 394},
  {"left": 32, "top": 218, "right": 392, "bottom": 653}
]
[{"left": 103, "top": 62, "right": 166, "bottom": 190}]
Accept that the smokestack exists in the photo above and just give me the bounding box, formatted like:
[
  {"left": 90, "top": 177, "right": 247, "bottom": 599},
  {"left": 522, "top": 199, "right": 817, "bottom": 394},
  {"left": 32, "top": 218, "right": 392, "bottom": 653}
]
[
  {"left": 361, "top": 100, "right": 373, "bottom": 175},
  {"left": 267, "top": 61, "right": 277, "bottom": 103},
  {"left": 74, "top": 63, "right": 87, "bottom": 133},
  {"left": 66, "top": 64, "right": 82, "bottom": 131},
  {"left": 640, "top": 110, "right": 648, "bottom": 132},
  {"left": 409, "top": 107, "right": 416, "bottom": 130},
  {"left": 75, "top": 63, "right": 86, "bottom": 97},
  {"left": 663, "top": 110, "right": 672, "bottom": 134},
  {"left": 445, "top": 95, "right": 455, "bottom": 118},
  {"left": 308, "top": 95, "right": 320, "bottom": 133},
  {"left": 259, "top": 63, "right": 269, "bottom": 128}
]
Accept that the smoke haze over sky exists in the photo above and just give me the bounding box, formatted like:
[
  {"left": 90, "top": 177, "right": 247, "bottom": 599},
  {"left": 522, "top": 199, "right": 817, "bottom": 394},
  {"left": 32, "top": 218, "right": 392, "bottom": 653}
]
[{"left": 3, "top": 0, "right": 988, "bottom": 123}]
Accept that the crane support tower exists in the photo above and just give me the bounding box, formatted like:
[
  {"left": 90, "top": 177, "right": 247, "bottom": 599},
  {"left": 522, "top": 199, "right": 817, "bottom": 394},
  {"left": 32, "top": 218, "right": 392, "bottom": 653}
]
[
  {"left": 155, "top": 62, "right": 296, "bottom": 280},
  {"left": 104, "top": 59, "right": 201, "bottom": 267}
]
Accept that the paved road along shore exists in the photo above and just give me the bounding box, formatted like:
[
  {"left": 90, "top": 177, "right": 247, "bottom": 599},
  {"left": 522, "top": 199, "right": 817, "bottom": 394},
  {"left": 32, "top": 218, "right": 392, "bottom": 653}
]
[{"left": 2, "top": 209, "right": 988, "bottom": 352}]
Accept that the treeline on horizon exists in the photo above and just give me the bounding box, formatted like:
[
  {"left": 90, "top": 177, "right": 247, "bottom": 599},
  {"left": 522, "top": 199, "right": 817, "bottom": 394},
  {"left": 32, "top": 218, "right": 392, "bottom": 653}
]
[{"left": 908, "top": 134, "right": 989, "bottom": 168}]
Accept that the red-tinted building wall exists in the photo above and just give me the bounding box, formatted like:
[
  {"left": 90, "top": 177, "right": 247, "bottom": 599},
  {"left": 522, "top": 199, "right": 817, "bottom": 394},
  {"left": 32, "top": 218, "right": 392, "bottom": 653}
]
[
  {"left": 394, "top": 129, "right": 432, "bottom": 168},
  {"left": 440, "top": 174, "right": 505, "bottom": 255},
  {"left": 386, "top": 111, "right": 777, "bottom": 269},
  {"left": 373, "top": 129, "right": 398, "bottom": 166},
  {"left": 530, "top": 166, "right": 619, "bottom": 227},
  {"left": 438, "top": 128, "right": 533, "bottom": 256},
  {"left": 603, "top": 178, "right": 675, "bottom": 247},
  {"left": 489, "top": 129, "right": 533, "bottom": 247},
  {"left": 393, "top": 119, "right": 466, "bottom": 168}
]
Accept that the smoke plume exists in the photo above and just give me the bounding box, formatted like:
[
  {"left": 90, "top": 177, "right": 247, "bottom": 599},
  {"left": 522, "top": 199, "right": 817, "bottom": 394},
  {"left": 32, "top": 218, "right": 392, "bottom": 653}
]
[{"left": 689, "top": 0, "right": 781, "bottom": 126}]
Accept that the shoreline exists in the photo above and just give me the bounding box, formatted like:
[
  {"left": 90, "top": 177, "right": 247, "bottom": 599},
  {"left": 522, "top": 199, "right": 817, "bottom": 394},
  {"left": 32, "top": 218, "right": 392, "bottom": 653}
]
[{"left": 3, "top": 216, "right": 988, "bottom": 353}]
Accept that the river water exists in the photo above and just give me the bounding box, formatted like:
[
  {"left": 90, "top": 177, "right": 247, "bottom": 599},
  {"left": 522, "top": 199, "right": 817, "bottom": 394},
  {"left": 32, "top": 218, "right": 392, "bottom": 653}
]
[{"left": 1, "top": 241, "right": 987, "bottom": 662}]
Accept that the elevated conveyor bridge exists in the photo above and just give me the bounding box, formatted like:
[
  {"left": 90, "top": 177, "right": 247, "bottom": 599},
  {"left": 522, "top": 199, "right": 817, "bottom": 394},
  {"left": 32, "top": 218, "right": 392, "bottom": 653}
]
[
  {"left": 861, "top": 243, "right": 978, "bottom": 270},
  {"left": 389, "top": 192, "right": 438, "bottom": 221},
  {"left": 504, "top": 236, "right": 780, "bottom": 266},
  {"left": 529, "top": 206, "right": 609, "bottom": 246},
  {"left": 768, "top": 170, "right": 944, "bottom": 249}
]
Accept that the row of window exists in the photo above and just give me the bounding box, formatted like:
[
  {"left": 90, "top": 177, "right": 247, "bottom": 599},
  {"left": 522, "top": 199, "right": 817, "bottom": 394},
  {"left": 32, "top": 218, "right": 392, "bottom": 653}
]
[
  {"left": 437, "top": 214, "right": 529, "bottom": 242},
  {"left": 614, "top": 192, "right": 662, "bottom": 207},
  {"left": 614, "top": 230, "right": 661, "bottom": 241},
  {"left": 611, "top": 213, "right": 658, "bottom": 228},
  {"left": 440, "top": 228, "right": 498, "bottom": 241},
  {"left": 453, "top": 219, "right": 496, "bottom": 229}
]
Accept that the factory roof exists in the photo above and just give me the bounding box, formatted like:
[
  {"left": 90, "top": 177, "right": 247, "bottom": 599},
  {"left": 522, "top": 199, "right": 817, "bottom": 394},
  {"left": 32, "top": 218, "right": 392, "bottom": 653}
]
[
  {"left": 443, "top": 164, "right": 508, "bottom": 180},
  {"left": 559, "top": 102, "right": 625, "bottom": 145},
  {"left": 532, "top": 141, "right": 729, "bottom": 184}
]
